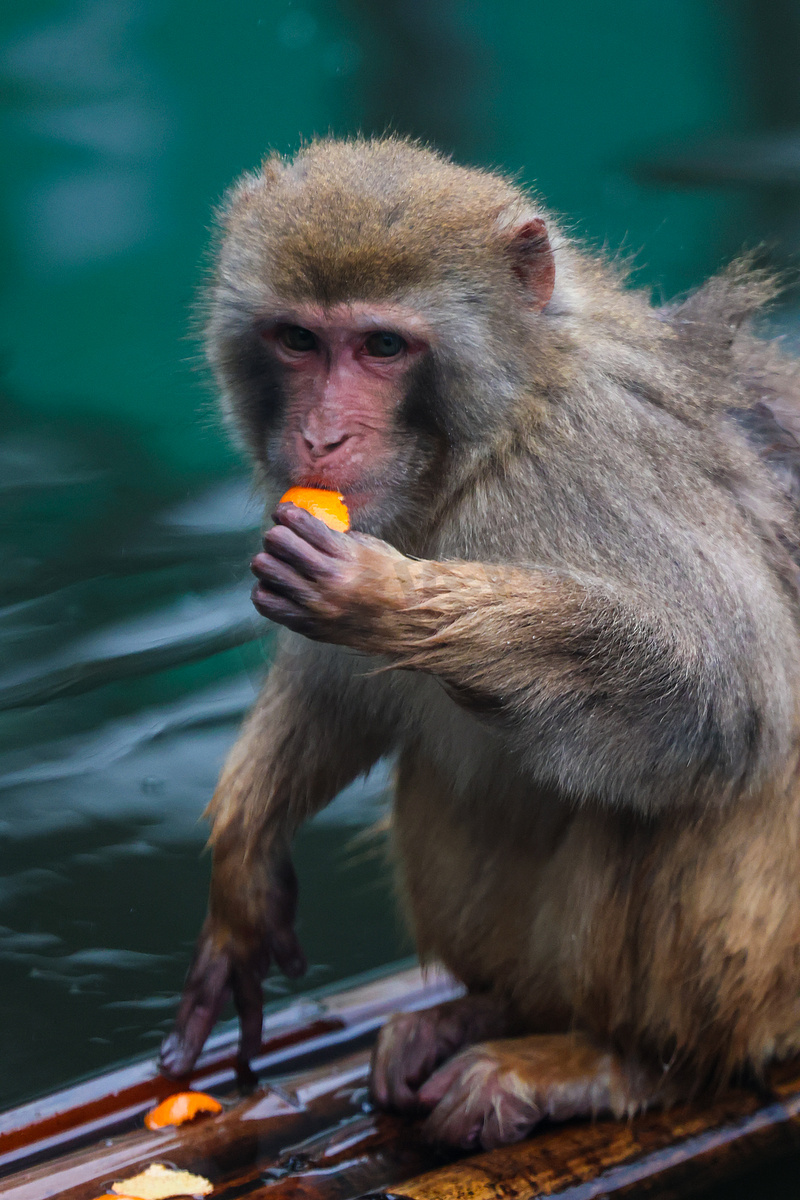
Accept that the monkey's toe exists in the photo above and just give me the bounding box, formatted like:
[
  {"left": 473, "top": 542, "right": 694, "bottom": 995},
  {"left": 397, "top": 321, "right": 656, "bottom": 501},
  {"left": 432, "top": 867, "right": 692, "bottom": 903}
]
[
  {"left": 370, "top": 1011, "right": 443, "bottom": 1112},
  {"left": 418, "top": 1032, "right": 653, "bottom": 1149},
  {"left": 419, "top": 1046, "right": 542, "bottom": 1150}
]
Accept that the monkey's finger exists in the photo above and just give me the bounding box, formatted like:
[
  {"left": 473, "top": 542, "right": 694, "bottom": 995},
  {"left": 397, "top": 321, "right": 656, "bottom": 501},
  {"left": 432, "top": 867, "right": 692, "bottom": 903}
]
[
  {"left": 250, "top": 553, "right": 317, "bottom": 606},
  {"left": 262, "top": 523, "right": 332, "bottom": 578},
  {"left": 370, "top": 1019, "right": 424, "bottom": 1111},
  {"left": 420, "top": 1061, "right": 487, "bottom": 1147},
  {"left": 251, "top": 583, "right": 314, "bottom": 632},
  {"left": 416, "top": 1053, "right": 468, "bottom": 1110},
  {"left": 389, "top": 1022, "right": 438, "bottom": 1109},
  {"left": 231, "top": 963, "right": 264, "bottom": 1063},
  {"left": 425, "top": 1067, "right": 541, "bottom": 1150},
  {"left": 159, "top": 953, "right": 232, "bottom": 1077},
  {"left": 273, "top": 502, "right": 349, "bottom": 554},
  {"left": 269, "top": 926, "right": 308, "bottom": 978},
  {"left": 370, "top": 1034, "right": 408, "bottom": 1110},
  {"left": 479, "top": 1093, "right": 542, "bottom": 1151},
  {"left": 369, "top": 1046, "right": 390, "bottom": 1109},
  {"left": 172, "top": 941, "right": 230, "bottom": 1029},
  {"left": 423, "top": 1093, "right": 483, "bottom": 1150}
]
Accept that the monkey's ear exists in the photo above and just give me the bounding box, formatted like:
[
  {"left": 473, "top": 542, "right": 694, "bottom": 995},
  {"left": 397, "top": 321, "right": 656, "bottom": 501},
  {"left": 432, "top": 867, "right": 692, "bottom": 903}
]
[{"left": 506, "top": 218, "right": 555, "bottom": 312}]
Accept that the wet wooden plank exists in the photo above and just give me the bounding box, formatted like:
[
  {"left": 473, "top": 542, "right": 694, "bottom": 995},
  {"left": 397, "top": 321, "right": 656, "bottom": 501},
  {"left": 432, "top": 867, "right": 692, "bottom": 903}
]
[
  {"left": 1, "top": 1051, "right": 373, "bottom": 1200},
  {"left": 13, "top": 1071, "right": 800, "bottom": 1200},
  {"left": 6, "top": 965, "right": 800, "bottom": 1200},
  {"left": 363, "top": 1080, "right": 800, "bottom": 1200},
  {"left": 244, "top": 1109, "right": 456, "bottom": 1200},
  {"left": 0, "top": 963, "right": 461, "bottom": 1179}
]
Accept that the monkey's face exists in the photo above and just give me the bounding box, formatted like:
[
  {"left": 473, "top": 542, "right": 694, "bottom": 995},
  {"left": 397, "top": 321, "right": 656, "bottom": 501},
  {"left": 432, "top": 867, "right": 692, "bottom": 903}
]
[
  {"left": 207, "top": 139, "right": 562, "bottom": 547},
  {"left": 210, "top": 292, "right": 450, "bottom": 546},
  {"left": 256, "top": 300, "right": 441, "bottom": 538}
]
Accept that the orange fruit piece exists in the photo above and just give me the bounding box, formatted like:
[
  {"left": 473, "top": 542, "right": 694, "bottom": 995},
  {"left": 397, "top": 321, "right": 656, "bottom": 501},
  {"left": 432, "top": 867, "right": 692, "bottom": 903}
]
[
  {"left": 279, "top": 486, "right": 350, "bottom": 532},
  {"left": 144, "top": 1091, "right": 222, "bottom": 1131}
]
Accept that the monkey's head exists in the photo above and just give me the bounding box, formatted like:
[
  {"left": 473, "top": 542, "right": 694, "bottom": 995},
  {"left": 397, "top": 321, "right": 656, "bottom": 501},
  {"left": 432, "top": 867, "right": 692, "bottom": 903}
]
[{"left": 207, "top": 137, "right": 572, "bottom": 546}]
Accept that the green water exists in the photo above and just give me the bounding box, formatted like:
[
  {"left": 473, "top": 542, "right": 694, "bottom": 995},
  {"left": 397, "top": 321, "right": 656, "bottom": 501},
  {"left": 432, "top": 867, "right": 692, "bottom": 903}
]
[
  {"left": 0, "top": 399, "right": 407, "bottom": 1105},
  {"left": 1, "top": 10, "right": 800, "bottom": 1180}
]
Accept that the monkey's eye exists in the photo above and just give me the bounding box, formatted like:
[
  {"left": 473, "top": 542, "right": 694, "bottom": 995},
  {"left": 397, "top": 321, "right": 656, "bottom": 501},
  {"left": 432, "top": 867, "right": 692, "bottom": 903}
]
[
  {"left": 278, "top": 325, "right": 317, "bottom": 352},
  {"left": 363, "top": 331, "right": 406, "bottom": 358}
]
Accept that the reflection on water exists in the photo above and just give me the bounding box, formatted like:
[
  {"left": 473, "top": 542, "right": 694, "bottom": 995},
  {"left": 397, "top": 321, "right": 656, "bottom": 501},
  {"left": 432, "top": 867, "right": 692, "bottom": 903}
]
[{"left": 0, "top": 404, "right": 405, "bottom": 1111}]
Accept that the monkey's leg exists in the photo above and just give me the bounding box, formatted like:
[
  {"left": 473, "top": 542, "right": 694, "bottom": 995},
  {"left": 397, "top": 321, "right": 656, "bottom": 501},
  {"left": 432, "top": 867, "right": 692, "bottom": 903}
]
[
  {"left": 417, "top": 1032, "right": 664, "bottom": 1150},
  {"left": 370, "top": 993, "right": 513, "bottom": 1112}
]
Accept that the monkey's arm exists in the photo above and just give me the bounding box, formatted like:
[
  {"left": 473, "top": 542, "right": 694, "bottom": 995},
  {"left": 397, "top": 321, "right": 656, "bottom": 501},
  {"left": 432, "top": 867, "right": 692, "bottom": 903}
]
[
  {"left": 160, "top": 640, "right": 398, "bottom": 1076},
  {"left": 253, "top": 504, "right": 789, "bottom": 813}
]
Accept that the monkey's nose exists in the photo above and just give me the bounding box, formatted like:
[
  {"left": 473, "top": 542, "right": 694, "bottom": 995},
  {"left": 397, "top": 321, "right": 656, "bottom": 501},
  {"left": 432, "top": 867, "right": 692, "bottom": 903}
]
[{"left": 303, "top": 433, "right": 351, "bottom": 459}]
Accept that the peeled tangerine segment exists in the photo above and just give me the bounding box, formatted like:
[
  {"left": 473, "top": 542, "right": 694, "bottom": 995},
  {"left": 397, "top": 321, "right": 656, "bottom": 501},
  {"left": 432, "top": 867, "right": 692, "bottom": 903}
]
[
  {"left": 144, "top": 1091, "right": 222, "bottom": 1131},
  {"left": 109, "top": 1163, "right": 213, "bottom": 1198},
  {"left": 279, "top": 486, "right": 350, "bottom": 531}
]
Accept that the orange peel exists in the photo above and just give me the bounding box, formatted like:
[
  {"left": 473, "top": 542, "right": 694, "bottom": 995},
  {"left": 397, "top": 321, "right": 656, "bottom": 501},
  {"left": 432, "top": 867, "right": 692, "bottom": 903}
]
[
  {"left": 278, "top": 486, "right": 350, "bottom": 531},
  {"left": 144, "top": 1091, "right": 222, "bottom": 1131},
  {"left": 111, "top": 1163, "right": 213, "bottom": 1198}
]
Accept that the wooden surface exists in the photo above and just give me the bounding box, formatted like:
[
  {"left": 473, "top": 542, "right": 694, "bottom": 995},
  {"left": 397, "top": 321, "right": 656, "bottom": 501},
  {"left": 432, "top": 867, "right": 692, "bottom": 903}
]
[
  {"left": 0, "top": 963, "right": 461, "bottom": 1193},
  {"left": 3, "top": 965, "right": 800, "bottom": 1200}
]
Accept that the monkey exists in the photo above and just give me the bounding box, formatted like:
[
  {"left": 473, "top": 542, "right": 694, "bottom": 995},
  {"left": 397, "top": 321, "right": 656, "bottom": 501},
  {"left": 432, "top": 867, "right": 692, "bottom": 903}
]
[{"left": 160, "top": 135, "right": 800, "bottom": 1151}]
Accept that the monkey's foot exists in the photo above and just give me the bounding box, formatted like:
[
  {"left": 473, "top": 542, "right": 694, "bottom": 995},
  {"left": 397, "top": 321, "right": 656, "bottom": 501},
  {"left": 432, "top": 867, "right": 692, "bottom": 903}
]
[
  {"left": 417, "top": 1032, "right": 658, "bottom": 1150},
  {"left": 370, "top": 993, "right": 512, "bottom": 1113}
]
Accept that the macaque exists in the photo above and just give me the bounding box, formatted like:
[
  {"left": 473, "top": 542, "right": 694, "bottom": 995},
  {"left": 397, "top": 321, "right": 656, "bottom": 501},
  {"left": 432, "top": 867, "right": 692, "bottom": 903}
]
[{"left": 161, "top": 137, "right": 800, "bottom": 1150}]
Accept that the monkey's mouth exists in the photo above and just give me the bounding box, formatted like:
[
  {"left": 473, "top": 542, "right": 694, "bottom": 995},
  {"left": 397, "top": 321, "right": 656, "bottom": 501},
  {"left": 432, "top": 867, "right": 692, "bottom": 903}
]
[{"left": 295, "top": 471, "right": 345, "bottom": 490}]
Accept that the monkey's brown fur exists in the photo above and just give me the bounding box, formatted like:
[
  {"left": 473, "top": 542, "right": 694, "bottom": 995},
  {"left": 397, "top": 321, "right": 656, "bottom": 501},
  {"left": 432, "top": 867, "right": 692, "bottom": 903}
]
[{"left": 165, "top": 137, "right": 800, "bottom": 1136}]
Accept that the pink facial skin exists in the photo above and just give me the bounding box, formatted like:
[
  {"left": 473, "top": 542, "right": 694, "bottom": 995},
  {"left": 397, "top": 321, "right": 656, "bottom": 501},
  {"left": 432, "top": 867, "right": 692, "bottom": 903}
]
[{"left": 258, "top": 302, "right": 430, "bottom": 511}]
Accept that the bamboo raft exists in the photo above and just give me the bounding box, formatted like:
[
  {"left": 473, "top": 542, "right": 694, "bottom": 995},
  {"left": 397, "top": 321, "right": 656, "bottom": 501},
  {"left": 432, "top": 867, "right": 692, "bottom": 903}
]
[{"left": 4, "top": 963, "right": 800, "bottom": 1200}]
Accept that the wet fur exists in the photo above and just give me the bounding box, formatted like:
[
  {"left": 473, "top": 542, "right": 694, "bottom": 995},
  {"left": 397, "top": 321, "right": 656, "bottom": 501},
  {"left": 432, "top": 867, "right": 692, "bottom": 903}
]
[{"left": 204, "top": 137, "right": 800, "bottom": 1104}]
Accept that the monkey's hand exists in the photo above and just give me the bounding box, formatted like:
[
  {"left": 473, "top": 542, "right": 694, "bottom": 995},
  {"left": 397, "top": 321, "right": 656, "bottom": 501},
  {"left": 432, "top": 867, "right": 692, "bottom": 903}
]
[
  {"left": 159, "top": 848, "right": 306, "bottom": 1078},
  {"left": 250, "top": 501, "right": 410, "bottom": 646}
]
